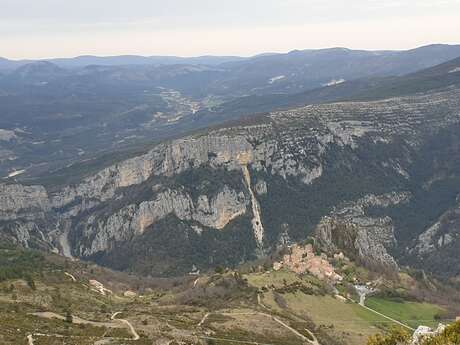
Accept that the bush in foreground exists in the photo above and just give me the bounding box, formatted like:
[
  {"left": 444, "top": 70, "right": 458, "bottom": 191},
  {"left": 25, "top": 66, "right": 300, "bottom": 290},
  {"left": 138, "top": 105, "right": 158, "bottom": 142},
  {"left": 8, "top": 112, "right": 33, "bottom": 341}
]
[{"left": 367, "top": 321, "right": 460, "bottom": 345}]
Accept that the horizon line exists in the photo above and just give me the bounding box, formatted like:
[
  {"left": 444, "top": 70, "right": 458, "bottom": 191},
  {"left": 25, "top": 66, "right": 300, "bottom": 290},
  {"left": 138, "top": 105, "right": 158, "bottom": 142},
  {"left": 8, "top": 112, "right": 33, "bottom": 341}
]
[{"left": 2, "top": 43, "right": 459, "bottom": 62}]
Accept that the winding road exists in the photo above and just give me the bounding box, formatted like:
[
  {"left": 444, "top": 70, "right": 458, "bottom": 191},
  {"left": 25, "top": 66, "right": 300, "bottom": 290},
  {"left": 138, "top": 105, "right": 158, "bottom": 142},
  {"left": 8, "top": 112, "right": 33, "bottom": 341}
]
[
  {"left": 64, "top": 272, "right": 76, "bottom": 282},
  {"left": 198, "top": 295, "right": 320, "bottom": 345},
  {"left": 198, "top": 290, "right": 415, "bottom": 345},
  {"left": 30, "top": 311, "right": 140, "bottom": 342},
  {"left": 272, "top": 316, "right": 319, "bottom": 345},
  {"left": 111, "top": 312, "right": 140, "bottom": 340},
  {"left": 258, "top": 294, "right": 320, "bottom": 345}
]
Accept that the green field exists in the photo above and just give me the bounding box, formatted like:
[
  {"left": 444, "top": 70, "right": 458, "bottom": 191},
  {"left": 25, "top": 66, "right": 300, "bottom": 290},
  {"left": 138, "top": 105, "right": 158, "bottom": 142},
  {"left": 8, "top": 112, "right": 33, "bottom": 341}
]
[
  {"left": 262, "top": 291, "right": 387, "bottom": 345},
  {"left": 365, "top": 297, "right": 445, "bottom": 329},
  {"left": 261, "top": 290, "right": 449, "bottom": 345}
]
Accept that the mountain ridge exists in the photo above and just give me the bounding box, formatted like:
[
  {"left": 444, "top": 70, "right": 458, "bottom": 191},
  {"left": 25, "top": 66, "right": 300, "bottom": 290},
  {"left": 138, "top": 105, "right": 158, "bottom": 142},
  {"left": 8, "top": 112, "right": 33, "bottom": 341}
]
[
  {"left": 2, "top": 48, "right": 460, "bottom": 182},
  {"left": 2, "top": 84, "right": 460, "bottom": 278},
  {"left": 1, "top": 43, "right": 459, "bottom": 70}
]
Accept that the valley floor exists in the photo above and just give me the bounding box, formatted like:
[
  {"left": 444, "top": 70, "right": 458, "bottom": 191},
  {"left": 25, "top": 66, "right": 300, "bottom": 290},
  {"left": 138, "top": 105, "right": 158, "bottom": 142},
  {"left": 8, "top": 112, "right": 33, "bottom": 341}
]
[{"left": 0, "top": 249, "right": 456, "bottom": 345}]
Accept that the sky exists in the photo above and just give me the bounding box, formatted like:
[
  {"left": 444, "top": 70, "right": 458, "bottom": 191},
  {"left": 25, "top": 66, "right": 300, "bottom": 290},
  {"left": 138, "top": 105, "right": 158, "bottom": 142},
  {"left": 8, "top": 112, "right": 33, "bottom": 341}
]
[{"left": 1, "top": 0, "right": 460, "bottom": 59}]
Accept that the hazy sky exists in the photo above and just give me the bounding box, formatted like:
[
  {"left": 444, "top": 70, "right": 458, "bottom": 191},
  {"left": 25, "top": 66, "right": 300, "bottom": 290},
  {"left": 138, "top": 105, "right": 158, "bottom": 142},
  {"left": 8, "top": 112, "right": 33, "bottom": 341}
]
[{"left": 2, "top": 0, "right": 460, "bottom": 59}]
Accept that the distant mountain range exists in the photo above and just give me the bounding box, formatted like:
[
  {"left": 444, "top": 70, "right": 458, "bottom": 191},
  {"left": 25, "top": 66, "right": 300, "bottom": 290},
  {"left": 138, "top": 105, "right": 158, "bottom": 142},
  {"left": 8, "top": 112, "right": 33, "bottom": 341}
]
[
  {"left": 1, "top": 43, "right": 460, "bottom": 181},
  {"left": 2, "top": 44, "right": 460, "bottom": 76},
  {"left": 0, "top": 55, "right": 247, "bottom": 70},
  {"left": 200, "top": 55, "right": 460, "bottom": 119},
  {"left": 2, "top": 44, "right": 460, "bottom": 97}
]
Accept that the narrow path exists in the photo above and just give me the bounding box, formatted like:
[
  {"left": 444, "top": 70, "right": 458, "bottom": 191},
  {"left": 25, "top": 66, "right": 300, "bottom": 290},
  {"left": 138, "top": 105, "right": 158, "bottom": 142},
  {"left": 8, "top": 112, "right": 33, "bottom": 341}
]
[
  {"left": 258, "top": 293, "right": 320, "bottom": 345},
  {"left": 200, "top": 308, "right": 319, "bottom": 344},
  {"left": 193, "top": 278, "right": 200, "bottom": 288},
  {"left": 32, "top": 312, "right": 116, "bottom": 327},
  {"left": 351, "top": 286, "right": 414, "bottom": 331},
  {"left": 198, "top": 312, "right": 210, "bottom": 327},
  {"left": 110, "top": 312, "right": 121, "bottom": 320},
  {"left": 257, "top": 293, "right": 270, "bottom": 311},
  {"left": 199, "top": 335, "right": 278, "bottom": 345},
  {"left": 272, "top": 316, "right": 319, "bottom": 344},
  {"left": 304, "top": 328, "right": 319, "bottom": 345},
  {"left": 111, "top": 312, "right": 140, "bottom": 340},
  {"left": 32, "top": 311, "right": 140, "bottom": 338},
  {"left": 64, "top": 272, "right": 76, "bottom": 282},
  {"left": 30, "top": 312, "right": 139, "bottom": 343}
]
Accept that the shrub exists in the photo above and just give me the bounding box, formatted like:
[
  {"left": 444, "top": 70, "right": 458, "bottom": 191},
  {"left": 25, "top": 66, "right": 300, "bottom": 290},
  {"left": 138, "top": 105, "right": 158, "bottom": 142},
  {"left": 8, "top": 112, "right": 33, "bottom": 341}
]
[
  {"left": 366, "top": 322, "right": 460, "bottom": 345},
  {"left": 273, "top": 292, "right": 288, "bottom": 309},
  {"left": 65, "top": 309, "right": 73, "bottom": 323}
]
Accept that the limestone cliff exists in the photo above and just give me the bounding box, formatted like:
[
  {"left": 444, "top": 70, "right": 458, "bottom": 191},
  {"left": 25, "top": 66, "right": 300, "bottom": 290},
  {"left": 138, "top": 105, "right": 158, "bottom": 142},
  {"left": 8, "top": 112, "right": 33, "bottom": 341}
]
[
  {"left": 74, "top": 186, "right": 249, "bottom": 256},
  {"left": 1, "top": 88, "right": 460, "bottom": 276},
  {"left": 315, "top": 192, "right": 411, "bottom": 270}
]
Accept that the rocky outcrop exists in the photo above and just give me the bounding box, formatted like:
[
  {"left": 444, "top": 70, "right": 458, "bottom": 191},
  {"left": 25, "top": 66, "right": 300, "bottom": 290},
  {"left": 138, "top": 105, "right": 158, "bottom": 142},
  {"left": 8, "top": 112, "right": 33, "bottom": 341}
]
[
  {"left": 1, "top": 88, "right": 460, "bottom": 275},
  {"left": 242, "top": 165, "right": 265, "bottom": 248},
  {"left": 0, "top": 184, "right": 57, "bottom": 250},
  {"left": 411, "top": 324, "right": 446, "bottom": 345},
  {"left": 315, "top": 192, "right": 411, "bottom": 270},
  {"left": 75, "top": 186, "right": 249, "bottom": 256},
  {"left": 254, "top": 179, "right": 268, "bottom": 195},
  {"left": 49, "top": 128, "right": 332, "bottom": 215},
  {"left": 0, "top": 129, "right": 17, "bottom": 142},
  {"left": 415, "top": 198, "right": 460, "bottom": 255},
  {"left": 410, "top": 196, "right": 460, "bottom": 277},
  {"left": 50, "top": 134, "right": 258, "bottom": 210},
  {"left": 0, "top": 184, "right": 50, "bottom": 220}
]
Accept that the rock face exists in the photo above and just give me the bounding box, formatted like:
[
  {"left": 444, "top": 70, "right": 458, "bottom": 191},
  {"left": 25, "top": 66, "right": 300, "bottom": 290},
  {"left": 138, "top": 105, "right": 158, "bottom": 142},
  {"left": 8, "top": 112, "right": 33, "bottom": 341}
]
[
  {"left": 411, "top": 324, "right": 446, "bottom": 345},
  {"left": 315, "top": 192, "right": 411, "bottom": 270},
  {"left": 0, "top": 184, "right": 50, "bottom": 220},
  {"left": 410, "top": 195, "right": 460, "bottom": 277},
  {"left": 242, "top": 165, "right": 265, "bottom": 248},
  {"left": 2, "top": 88, "right": 460, "bottom": 276},
  {"left": 415, "top": 198, "right": 460, "bottom": 255},
  {"left": 0, "top": 184, "right": 56, "bottom": 249},
  {"left": 75, "top": 186, "right": 249, "bottom": 257}
]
